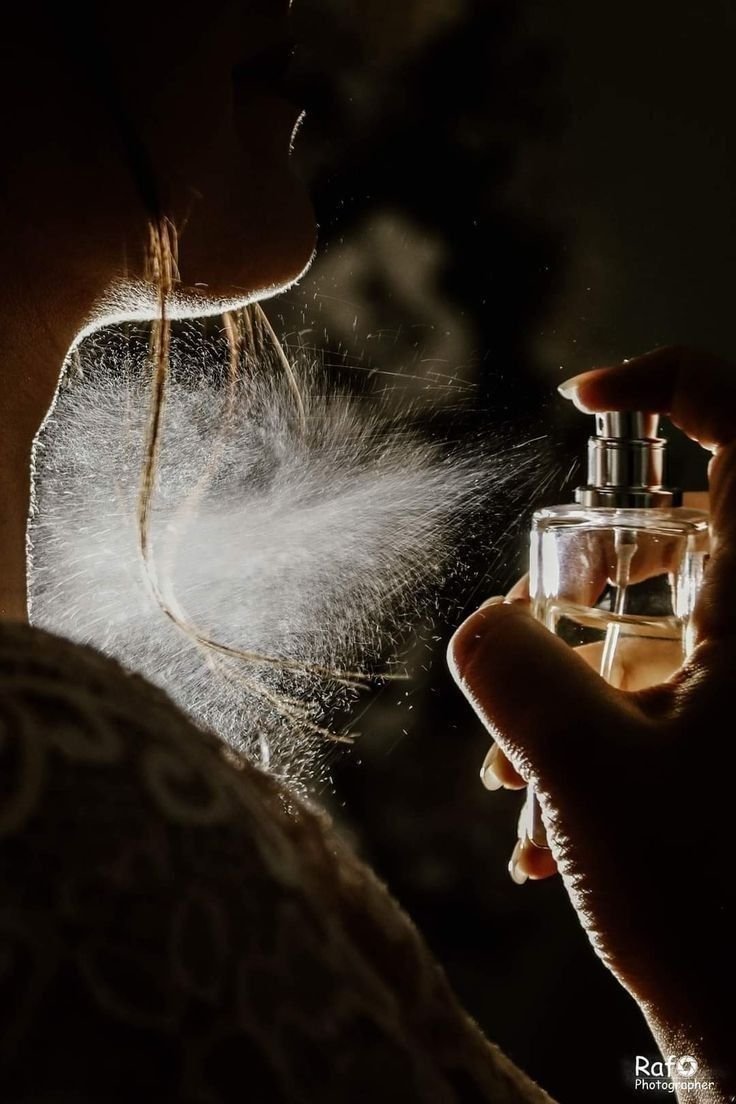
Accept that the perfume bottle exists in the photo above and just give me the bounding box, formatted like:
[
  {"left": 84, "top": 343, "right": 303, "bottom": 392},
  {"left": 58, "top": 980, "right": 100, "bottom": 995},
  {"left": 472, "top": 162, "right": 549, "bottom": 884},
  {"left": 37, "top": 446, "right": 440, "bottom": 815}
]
[{"left": 523, "top": 411, "right": 709, "bottom": 849}]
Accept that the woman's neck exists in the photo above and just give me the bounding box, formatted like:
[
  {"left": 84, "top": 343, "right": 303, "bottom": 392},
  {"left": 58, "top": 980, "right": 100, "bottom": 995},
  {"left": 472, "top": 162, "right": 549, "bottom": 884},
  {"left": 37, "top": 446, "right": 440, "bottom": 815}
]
[{"left": 0, "top": 250, "right": 95, "bottom": 621}]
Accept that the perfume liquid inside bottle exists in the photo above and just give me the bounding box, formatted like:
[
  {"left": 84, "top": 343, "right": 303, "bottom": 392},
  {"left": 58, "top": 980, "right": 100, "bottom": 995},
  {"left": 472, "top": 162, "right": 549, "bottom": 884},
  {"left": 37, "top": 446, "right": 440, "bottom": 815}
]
[
  {"left": 532, "top": 511, "right": 708, "bottom": 689},
  {"left": 523, "top": 413, "right": 709, "bottom": 848}
]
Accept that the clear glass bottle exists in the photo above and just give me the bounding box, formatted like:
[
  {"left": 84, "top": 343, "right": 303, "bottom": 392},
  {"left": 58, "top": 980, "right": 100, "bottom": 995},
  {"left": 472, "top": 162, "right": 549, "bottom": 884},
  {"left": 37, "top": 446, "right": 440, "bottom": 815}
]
[{"left": 523, "top": 412, "right": 709, "bottom": 848}]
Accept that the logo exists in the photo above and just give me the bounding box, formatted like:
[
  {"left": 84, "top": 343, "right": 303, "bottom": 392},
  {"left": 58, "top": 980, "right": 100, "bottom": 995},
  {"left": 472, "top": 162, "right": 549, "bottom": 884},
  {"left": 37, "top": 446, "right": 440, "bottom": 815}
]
[
  {"left": 634, "top": 1055, "right": 712, "bottom": 1093},
  {"left": 676, "top": 1056, "right": 698, "bottom": 1078}
]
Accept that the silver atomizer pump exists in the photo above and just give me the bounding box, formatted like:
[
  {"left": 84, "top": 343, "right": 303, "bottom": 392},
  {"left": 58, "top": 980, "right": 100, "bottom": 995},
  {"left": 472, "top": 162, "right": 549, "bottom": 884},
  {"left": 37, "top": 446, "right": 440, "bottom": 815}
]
[{"left": 575, "top": 411, "right": 681, "bottom": 509}]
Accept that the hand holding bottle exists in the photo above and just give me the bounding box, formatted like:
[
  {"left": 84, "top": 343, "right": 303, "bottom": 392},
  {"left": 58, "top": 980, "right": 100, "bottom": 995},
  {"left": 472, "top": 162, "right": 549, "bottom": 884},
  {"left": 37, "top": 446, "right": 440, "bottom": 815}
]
[{"left": 448, "top": 347, "right": 736, "bottom": 1101}]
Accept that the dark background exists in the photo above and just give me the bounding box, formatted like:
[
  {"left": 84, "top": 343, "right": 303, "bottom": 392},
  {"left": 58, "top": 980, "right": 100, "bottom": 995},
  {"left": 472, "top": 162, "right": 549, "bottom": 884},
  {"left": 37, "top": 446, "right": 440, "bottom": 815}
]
[{"left": 268, "top": 2, "right": 729, "bottom": 1100}]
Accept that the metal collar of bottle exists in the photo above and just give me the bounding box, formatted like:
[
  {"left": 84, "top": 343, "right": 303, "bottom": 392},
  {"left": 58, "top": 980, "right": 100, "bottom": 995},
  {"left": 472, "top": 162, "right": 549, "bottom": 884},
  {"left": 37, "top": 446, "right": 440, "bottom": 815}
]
[{"left": 574, "top": 410, "right": 682, "bottom": 509}]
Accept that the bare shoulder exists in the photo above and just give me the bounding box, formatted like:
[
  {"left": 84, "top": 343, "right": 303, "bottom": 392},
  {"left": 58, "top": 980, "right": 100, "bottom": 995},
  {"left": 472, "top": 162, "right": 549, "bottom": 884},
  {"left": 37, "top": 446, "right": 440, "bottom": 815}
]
[{"left": 0, "top": 621, "right": 552, "bottom": 1104}]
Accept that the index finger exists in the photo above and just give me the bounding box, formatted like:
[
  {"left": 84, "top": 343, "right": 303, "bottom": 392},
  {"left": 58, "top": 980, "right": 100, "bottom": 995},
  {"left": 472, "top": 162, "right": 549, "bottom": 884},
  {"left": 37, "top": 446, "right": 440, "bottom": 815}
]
[{"left": 559, "top": 345, "right": 736, "bottom": 451}]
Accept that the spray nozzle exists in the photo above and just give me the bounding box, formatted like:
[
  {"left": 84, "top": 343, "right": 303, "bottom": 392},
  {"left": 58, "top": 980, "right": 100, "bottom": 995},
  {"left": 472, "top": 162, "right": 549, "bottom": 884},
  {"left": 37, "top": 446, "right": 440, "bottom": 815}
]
[{"left": 575, "top": 410, "right": 681, "bottom": 509}]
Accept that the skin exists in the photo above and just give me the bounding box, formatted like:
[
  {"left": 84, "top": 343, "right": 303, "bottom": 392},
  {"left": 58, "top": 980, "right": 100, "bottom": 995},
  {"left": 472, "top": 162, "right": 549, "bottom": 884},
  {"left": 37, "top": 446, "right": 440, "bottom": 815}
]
[
  {"left": 449, "top": 346, "right": 736, "bottom": 1103},
  {"left": 0, "top": 0, "right": 316, "bottom": 620}
]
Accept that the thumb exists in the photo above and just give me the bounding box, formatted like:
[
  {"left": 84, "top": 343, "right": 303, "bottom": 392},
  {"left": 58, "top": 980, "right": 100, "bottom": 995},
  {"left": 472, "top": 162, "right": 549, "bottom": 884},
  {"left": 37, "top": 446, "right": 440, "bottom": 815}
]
[{"left": 447, "top": 598, "right": 629, "bottom": 800}]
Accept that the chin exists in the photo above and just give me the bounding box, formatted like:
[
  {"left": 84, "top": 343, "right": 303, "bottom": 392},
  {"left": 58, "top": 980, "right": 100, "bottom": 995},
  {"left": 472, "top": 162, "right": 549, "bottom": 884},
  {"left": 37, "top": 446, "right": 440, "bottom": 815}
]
[
  {"left": 86, "top": 191, "right": 317, "bottom": 333},
  {"left": 92, "top": 249, "right": 316, "bottom": 330}
]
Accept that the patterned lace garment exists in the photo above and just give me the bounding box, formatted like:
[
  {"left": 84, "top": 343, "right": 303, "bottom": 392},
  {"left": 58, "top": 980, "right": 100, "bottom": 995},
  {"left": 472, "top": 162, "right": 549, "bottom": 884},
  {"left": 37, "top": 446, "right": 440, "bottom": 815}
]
[{"left": 0, "top": 621, "right": 554, "bottom": 1104}]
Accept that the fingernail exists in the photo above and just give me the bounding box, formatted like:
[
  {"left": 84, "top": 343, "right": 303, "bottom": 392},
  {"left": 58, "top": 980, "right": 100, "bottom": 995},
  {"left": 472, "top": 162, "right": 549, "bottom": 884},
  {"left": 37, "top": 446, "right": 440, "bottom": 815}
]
[
  {"left": 480, "top": 745, "right": 503, "bottom": 791},
  {"left": 558, "top": 368, "right": 607, "bottom": 410},
  {"left": 508, "top": 839, "right": 528, "bottom": 885},
  {"left": 557, "top": 373, "right": 588, "bottom": 399}
]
